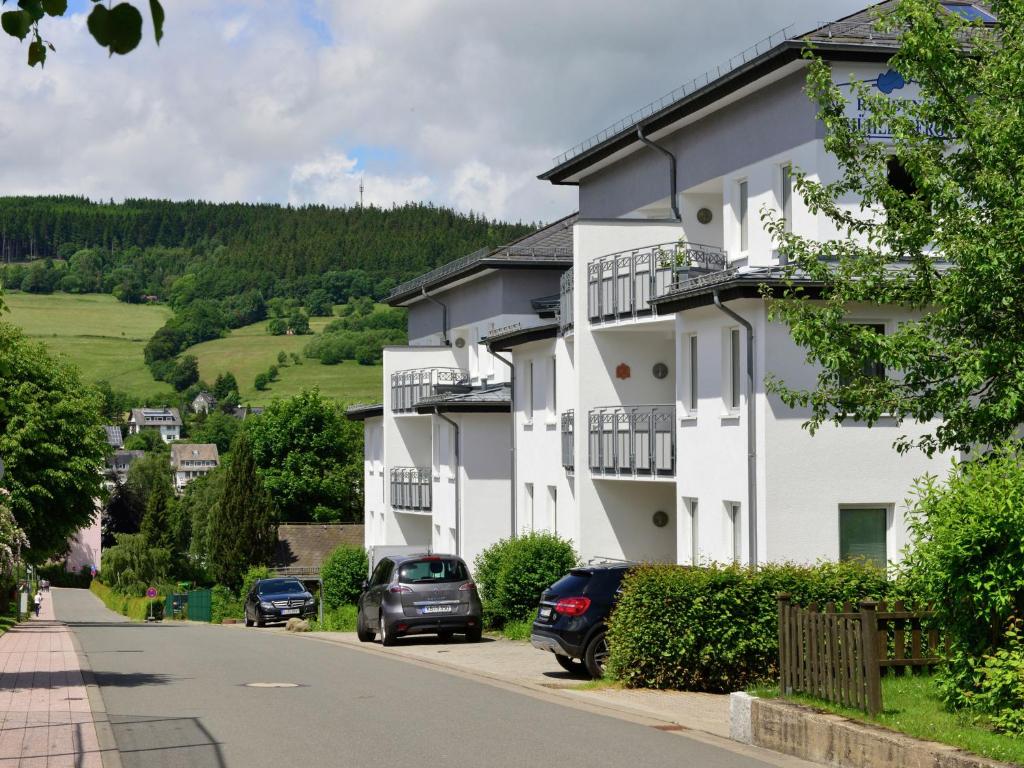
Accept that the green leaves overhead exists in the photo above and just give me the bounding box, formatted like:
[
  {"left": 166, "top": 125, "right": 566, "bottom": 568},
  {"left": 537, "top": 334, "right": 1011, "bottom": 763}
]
[
  {"left": 87, "top": 3, "right": 142, "bottom": 56},
  {"left": 1, "top": 10, "right": 32, "bottom": 41},
  {"left": 39, "top": 0, "right": 66, "bottom": 17},
  {"left": 148, "top": 0, "right": 163, "bottom": 44},
  {"left": 27, "top": 36, "right": 44, "bottom": 66}
]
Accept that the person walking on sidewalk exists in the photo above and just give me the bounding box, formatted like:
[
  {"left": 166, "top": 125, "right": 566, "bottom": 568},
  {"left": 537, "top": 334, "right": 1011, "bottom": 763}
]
[{"left": 33, "top": 589, "right": 42, "bottom": 617}]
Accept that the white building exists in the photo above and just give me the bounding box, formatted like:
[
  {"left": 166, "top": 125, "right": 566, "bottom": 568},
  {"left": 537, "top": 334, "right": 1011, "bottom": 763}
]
[
  {"left": 354, "top": 4, "right": 970, "bottom": 571},
  {"left": 348, "top": 216, "right": 574, "bottom": 566},
  {"left": 170, "top": 443, "right": 220, "bottom": 493},
  {"left": 128, "top": 407, "right": 182, "bottom": 443}
]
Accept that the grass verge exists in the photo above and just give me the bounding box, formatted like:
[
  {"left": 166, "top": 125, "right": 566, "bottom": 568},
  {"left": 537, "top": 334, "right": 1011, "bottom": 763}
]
[
  {"left": 491, "top": 618, "right": 533, "bottom": 641},
  {"left": 309, "top": 604, "right": 358, "bottom": 632},
  {"left": 755, "top": 674, "right": 1024, "bottom": 766},
  {"left": 90, "top": 581, "right": 163, "bottom": 621},
  {"left": 0, "top": 601, "right": 20, "bottom": 637}
]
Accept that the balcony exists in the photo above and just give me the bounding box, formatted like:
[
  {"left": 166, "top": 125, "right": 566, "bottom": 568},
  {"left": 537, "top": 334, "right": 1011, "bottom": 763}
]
[
  {"left": 390, "top": 368, "right": 470, "bottom": 413},
  {"left": 558, "top": 268, "right": 574, "bottom": 332},
  {"left": 561, "top": 410, "right": 574, "bottom": 471},
  {"left": 588, "top": 405, "right": 675, "bottom": 478},
  {"left": 390, "top": 467, "right": 432, "bottom": 511},
  {"left": 586, "top": 241, "right": 726, "bottom": 324}
]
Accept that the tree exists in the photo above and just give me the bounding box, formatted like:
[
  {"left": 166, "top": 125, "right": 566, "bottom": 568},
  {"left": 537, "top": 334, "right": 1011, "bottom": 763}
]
[
  {"left": 101, "top": 533, "right": 170, "bottom": 596},
  {"left": 123, "top": 429, "right": 165, "bottom": 453},
  {"left": 177, "top": 466, "right": 224, "bottom": 570},
  {"left": 187, "top": 410, "right": 239, "bottom": 453},
  {"left": 267, "top": 365, "right": 279, "bottom": 382},
  {"left": 101, "top": 480, "right": 144, "bottom": 548},
  {"left": 140, "top": 471, "right": 176, "bottom": 553},
  {"left": 168, "top": 355, "right": 199, "bottom": 392},
  {"left": 305, "top": 289, "right": 333, "bottom": 317},
  {"left": 0, "top": 322, "right": 107, "bottom": 561},
  {"left": 244, "top": 389, "right": 364, "bottom": 522},
  {"left": 767, "top": 0, "right": 1024, "bottom": 456},
  {"left": 207, "top": 432, "right": 276, "bottom": 590},
  {"left": 277, "top": 350, "right": 288, "bottom": 366},
  {"left": 288, "top": 311, "right": 310, "bottom": 335},
  {"left": 267, "top": 318, "right": 287, "bottom": 336},
  {"left": 2, "top": 0, "right": 165, "bottom": 68},
  {"left": 126, "top": 452, "right": 172, "bottom": 509},
  {"left": 253, "top": 372, "right": 269, "bottom": 391},
  {"left": 0, "top": 490, "right": 29, "bottom": 593}
]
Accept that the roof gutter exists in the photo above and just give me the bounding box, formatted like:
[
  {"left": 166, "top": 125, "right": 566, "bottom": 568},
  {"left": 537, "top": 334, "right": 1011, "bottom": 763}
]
[
  {"left": 421, "top": 287, "right": 450, "bottom": 346},
  {"left": 713, "top": 289, "right": 758, "bottom": 567},
  {"left": 434, "top": 407, "right": 461, "bottom": 557},
  {"left": 636, "top": 125, "right": 681, "bottom": 221},
  {"left": 486, "top": 347, "right": 517, "bottom": 539}
]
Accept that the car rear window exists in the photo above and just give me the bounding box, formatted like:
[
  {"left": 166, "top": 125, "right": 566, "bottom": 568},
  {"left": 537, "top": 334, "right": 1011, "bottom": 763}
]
[
  {"left": 548, "top": 570, "right": 593, "bottom": 596},
  {"left": 397, "top": 558, "right": 469, "bottom": 584}
]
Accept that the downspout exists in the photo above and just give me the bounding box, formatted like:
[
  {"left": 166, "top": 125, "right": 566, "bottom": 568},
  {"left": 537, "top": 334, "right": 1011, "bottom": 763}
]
[
  {"left": 713, "top": 290, "right": 758, "bottom": 567},
  {"left": 488, "top": 347, "right": 517, "bottom": 539},
  {"left": 421, "top": 287, "right": 450, "bottom": 346},
  {"left": 637, "top": 125, "right": 681, "bottom": 222},
  {"left": 434, "top": 408, "right": 461, "bottom": 557}
]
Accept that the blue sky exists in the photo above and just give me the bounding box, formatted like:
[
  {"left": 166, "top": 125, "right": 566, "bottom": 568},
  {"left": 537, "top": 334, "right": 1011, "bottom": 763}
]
[{"left": 0, "top": 0, "right": 868, "bottom": 222}]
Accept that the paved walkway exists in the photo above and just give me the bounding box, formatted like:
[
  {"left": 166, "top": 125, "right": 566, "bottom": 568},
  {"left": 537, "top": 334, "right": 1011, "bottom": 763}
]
[{"left": 0, "top": 592, "right": 104, "bottom": 767}]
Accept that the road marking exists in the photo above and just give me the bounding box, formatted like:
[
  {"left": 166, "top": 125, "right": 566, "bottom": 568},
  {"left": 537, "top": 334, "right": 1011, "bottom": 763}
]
[{"left": 243, "top": 682, "right": 301, "bottom": 688}]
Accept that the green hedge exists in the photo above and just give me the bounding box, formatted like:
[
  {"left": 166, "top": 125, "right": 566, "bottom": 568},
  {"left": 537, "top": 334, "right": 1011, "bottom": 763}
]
[
  {"left": 607, "top": 561, "right": 888, "bottom": 692},
  {"left": 473, "top": 532, "right": 579, "bottom": 628},
  {"left": 37, "top": 564, "right": 92, "bottom": 589},
  {"left": 90, "top": 580, "right": 164, "bottom": 621},
  {"left": 320, "top": 545, "right": 367, "bottom": 609},
  {"left": 210, "top": 584, "right": 243, "bottom": 624}
]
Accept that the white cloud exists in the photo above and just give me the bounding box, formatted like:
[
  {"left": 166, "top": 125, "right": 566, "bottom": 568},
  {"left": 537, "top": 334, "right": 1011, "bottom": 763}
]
[{"left": 0, "top": 0, "right": 870, "bottom": 222}]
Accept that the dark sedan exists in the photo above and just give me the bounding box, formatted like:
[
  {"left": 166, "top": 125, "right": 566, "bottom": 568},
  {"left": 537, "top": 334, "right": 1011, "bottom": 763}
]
[
  {"left": 356, "top": 554, "right": 483, "bottom": 645},
  {"left": 244, "top": 578, "right": 317, "bottom": 627}
]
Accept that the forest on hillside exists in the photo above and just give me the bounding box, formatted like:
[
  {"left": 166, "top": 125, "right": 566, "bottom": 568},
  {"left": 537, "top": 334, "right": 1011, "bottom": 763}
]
[{"left": 0, "top": 196, "right": 533, "bottom": 301}]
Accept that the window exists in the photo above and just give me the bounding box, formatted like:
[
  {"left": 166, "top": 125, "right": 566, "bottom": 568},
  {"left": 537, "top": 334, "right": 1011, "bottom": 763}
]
[
  {"left": 781, "top": 164, "right": 793, "bottom": 233},
  {"left": 398, "top": 558, "right": 469, "bottom": 584},
  {"left": 524, "top": 361, "right": 534, "bottom": 422},
  {"left": 839, "top": 507, "right": 887, "bottom": 568},
  {"left": 549, "top": 357, "right": 557, "bottom": 418},
  {"left": 547, "top": 486, "right": 557, "bottom": 534},
  {"left": 688, "top": 499, "right": 699, "bottom": 565},
  {"left": 729, "top": 502, "right": 742, "bottom": 564},
  {"left": 840, "top": 323, "right": 886, "bottom": 385},
  {"left": 738, "top": 180, "right": 749, "bottom": 251},
  {"left": 687, "top": 334, "right": 698, "bottom": 412},
  {"left": 524, "top": 483, "right": 535, "bottom": 532},
  {"left": 887, "top": 157, "right": 917, "bottom": 197},
  {"left": 729, "top": 329, "right": 741, "bottom": 410}
]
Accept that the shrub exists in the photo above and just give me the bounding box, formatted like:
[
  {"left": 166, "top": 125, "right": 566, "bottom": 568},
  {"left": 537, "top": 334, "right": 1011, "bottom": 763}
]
[
  {"left": 310, "top": 604, "right": 358, "bottom": 632},
  {"left": 240, "top": 565, "right": 272, "bottom": 600},
  {"left": 975, "top": 619, "right": 1024, "bottom": 736},
  {"left": 899, "top": 446, "right": 1024, "bottom": 713},
  {"left": 99, "top": 533, "right": 171, "bottom": 597},
  {"left": 267, "top": 318, "right": 287, "bottom": 336},
  {"left": 210, "top": 584, "right": 243, "bottom": 624},
  {"left": 90, "top": 580, "right": 165, "bottom": 621},
  {"left": 37, "top": 563, "right": 92, "bottom": 589},
  {"left": 320, "top": 545, "right": 368, "bottom": 609},
  {"left": 473, "top": 532, "right": 579, "bottom": 628},
  {"left": 254, "top": 373, "right": 269, "bottom": 391},
  {"left": 606, "top": 561, "right": 888, "bottom": 692}
]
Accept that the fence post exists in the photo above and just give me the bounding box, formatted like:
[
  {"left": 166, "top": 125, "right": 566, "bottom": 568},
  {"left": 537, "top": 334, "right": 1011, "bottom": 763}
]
[
  {"left": 859, "top": 599, "right": 883, "bottom": 715},
  {"left": 778, "top": 593, "right": 791, "bottom": 694}
]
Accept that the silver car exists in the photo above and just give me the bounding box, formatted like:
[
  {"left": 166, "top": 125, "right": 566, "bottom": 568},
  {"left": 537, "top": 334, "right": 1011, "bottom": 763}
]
[{"left": 356, "top": 554, "right": 483, "bottom": 645}]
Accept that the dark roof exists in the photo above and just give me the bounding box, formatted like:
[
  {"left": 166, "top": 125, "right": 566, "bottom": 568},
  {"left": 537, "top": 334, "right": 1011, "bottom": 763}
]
[
  {"left": 346, "top": 403, "right": 384, "bottom": 421},
  {"left": 130, "top": 407, "right": 182, "bottom": 427},
  {"left": 104, "top": 426, "right": 123, "bottom": 448},
  {"left": 273, "top": 523, "right": 365, "bottom": 571},
  {"left": 414, "top": 383, "right": 511, "bottom": 414},
  {"left": 485, "top": 322, "right": 560, "bottom": 352},
  {"left": 541, "top": 5, "right": 906, "bottom": 185},
  {"left": 386, "top": 214, "right": 577, "bottom": 306}
]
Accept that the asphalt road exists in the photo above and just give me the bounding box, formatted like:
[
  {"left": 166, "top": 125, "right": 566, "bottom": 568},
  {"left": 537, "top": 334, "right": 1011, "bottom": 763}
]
[{"left": 55, "top": 587, "right": 795, "bottom": 768}]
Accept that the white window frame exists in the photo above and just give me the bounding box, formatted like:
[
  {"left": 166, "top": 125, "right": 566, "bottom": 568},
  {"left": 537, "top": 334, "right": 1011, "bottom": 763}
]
[
  {"left": 547, "top": 485, "right": 557, "bottom": 535},
  {"left": 524, "top": 483, "right": 535, "bottom": 532},
  {"left": 780, "top": 163, "right": 793, "bottom": 234},
  {"left": 727, "top": 501, "right": 742, "bottom": 564},
  {"left": 723, "top": 327, "right": 741, "bottom": 413},
  {"left": 684, "top": 333, "right": 698, "bottom": 415}
]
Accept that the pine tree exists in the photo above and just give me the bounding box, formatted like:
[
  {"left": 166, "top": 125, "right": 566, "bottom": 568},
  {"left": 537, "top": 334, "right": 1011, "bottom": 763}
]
[
  {"left": 140, "top": 473, "right": 176, "bottom": 553},
  {"left": 207, "top": 432, "right": 277, "bottom": 590}
]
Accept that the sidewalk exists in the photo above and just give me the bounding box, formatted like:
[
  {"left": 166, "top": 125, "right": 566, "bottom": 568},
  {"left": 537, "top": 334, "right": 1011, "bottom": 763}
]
[{"left": 0, "top": 594, "right": 104, "bottom": 767}]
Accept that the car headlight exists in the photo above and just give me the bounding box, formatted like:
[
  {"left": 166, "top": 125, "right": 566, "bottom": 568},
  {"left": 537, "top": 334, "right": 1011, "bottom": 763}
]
[
  {"left": 260, "top": 601, "right": 274, "bottom": 610},
  {"left": 305, "top": 598, "right": 316, "bottom": 605}
]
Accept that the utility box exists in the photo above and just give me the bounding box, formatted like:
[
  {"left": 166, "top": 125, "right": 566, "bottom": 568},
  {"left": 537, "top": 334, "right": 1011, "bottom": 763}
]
[{"left": 186, "top": 588, "right": 212, "bottom": 622}]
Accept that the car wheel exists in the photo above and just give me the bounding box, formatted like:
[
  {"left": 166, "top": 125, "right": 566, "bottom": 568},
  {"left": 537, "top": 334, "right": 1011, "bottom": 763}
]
[
  {"left": 244, "top": 610, "right": 254, "bottom": 628},
  {"left": 555, "top": 655, "right": 588, "bottom": 676},
  {"left": 256, "top": 612, "right": 265, "bottom": 628},
  {"left": 379, "top": 614, "right": 395, "bottom": 647},
  {"left": 356, "top": 614, "right": 375, "bottom": 642},
  {"left": 465, "top": 627, "right": 483, "bottom": 643},
  {"left": 584, "top": 630, "right": 609, "bottom": 679}
]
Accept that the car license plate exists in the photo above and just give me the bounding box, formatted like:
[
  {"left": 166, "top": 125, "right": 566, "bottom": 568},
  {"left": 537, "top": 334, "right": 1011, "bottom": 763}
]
[
  {"left": 539, "top": 606, "right": 552, "bottom": 619},
  {"left": 281, "top": 608, "right": 300, "bottom": 615},
  {"left": 421, "top": 605, "right": 452, "bottom": 614}
]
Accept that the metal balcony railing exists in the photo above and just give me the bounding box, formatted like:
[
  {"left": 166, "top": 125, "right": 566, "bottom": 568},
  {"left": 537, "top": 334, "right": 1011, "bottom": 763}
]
[
  {"left": 587, "top": 242, "right": 727, "bottom": 323},
  {"left": 390, "top": 467, "right": 432, "bottom": 511},
  {"left": 390, "top": 368, "right": 470, "bottom": 413},
  {"left": 558, "top": 268, "right": 574, "bottom": 332},
  {"left": 588, "top": 405, "right": 675, "bottom": 478},
  {"left": 561, "top": 410, "right": 574, "bottom": 470}
]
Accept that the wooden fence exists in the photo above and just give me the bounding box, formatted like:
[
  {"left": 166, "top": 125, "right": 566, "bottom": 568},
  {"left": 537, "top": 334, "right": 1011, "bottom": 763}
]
[{"left": 777, "top": 595, "right": 943, "bottom": 715}]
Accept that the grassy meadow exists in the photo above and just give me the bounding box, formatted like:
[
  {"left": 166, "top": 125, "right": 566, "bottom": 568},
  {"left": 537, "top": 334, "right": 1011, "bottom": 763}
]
[{"left": 3, "top": 292, "right": 383, "bottom": 406}]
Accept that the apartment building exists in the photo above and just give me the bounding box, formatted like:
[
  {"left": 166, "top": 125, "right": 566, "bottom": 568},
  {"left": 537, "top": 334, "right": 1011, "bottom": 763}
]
[
  {"left": 347, "top": 216, "right": 575, "bottom": 565},
  {"left": 170, "top": 443, "right": 220, "bottom": 493},
  {"left": 128, "top": 407, "right": 182, "bottom": 443}
]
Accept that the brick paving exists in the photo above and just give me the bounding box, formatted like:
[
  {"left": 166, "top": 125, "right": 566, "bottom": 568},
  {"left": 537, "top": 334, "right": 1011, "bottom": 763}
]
[{"left": 0, "top": 593, "right": 103, "bottom": 767}]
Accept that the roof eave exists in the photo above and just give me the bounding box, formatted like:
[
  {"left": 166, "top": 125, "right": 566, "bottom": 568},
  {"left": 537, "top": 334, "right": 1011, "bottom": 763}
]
[
  {"left": 486, "top": 323, "right": 560, "bottom": 352},
  {"left": 386, "top": 259, "right": 573, "bottom": 307}
]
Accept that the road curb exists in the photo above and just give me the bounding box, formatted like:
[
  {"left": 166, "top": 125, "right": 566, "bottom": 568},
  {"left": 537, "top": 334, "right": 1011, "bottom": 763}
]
[{"left": 68, "top": 623, "right": 124, "bottom": 768}]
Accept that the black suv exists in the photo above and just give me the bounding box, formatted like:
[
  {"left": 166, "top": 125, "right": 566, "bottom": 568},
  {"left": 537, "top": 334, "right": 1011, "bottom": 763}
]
[{"left": 530, "top": 564, "right": 631, "bottom": 678}]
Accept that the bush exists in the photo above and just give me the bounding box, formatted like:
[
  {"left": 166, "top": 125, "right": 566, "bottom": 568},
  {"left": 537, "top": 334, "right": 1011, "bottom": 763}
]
[
  {"left": 99, "top": 534, "right": 171, "bottom": 597},
  {"left": 606, "top": 561, "right": 888, "bottom": 692},
  {"left": 320, "top": 545, "right": 368, "bottom": 609},
  {"left": 473, "top": 532, "right": 579, "bottom": 628},
  {"left": 975, "top": 619, "right": 1024, "bottom": 736},
  {"left": 240, "top": 565, "right": 272, "bottom": 600},
  {"left": 254, "top": 373, "right": 269, "bottom": 391},
  {"left": 310, "top": 604, "right": 358, "bottom": 632},
  {"left": 90, "top": 580, "right": 165, "bottom": 621},
  {"left": 210, "top": 584, "right": 243, "bottom": 624},
  {"left": 37, "top": 563, "right": 92, "bottom": 589},
  {"left": 899, "top": 446, "right": 1024, "bottom": 714},
  {"left": 267, "top": 318, "right": 287, "bottom": 336}
]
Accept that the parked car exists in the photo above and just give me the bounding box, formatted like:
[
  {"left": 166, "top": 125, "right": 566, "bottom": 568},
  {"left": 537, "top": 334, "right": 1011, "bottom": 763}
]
[
  {"left": 356, "top": 554, "right": 483, "bottom": 646},
  {"left": 244, "top": 578, "right": 317, "bottom": 627},
  {"left": 530, "top": 563, "right": 632, "bottom": 678}
]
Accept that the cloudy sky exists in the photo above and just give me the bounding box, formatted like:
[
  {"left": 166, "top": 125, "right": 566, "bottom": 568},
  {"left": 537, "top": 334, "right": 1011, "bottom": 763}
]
[{"left": 0, "top": 0, "right": 867, "bottom": 223}]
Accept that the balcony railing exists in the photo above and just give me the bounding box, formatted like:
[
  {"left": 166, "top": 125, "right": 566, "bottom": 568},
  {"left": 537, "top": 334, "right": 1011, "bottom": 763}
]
[
  {"left": 558, "top": 268, "right": 574, "bottom": 332},
  {"left": 588, "top": 405, "right": 675, "bottom": 478},
  {"left": 561, "top": 410, "right": 574, "bottom": 470},
  {"left": 390, "top": 368, "right": 470, "bottom": 413},
  {"left": 390, "top": 467, "right": 432, "bottom": 511},
  {"left": 586, "top": 241, "right": 726, "bottom": 323}
]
